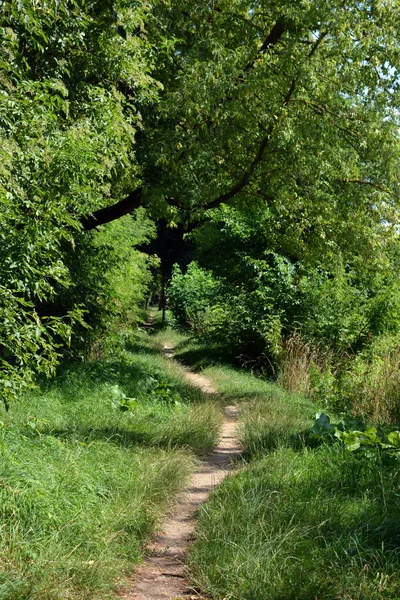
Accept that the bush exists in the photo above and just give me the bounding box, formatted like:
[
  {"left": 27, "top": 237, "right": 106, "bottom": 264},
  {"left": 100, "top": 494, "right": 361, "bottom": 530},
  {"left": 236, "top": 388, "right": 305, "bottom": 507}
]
[
  {"left": 168, "top": 259, "right": 290, "bottom": 363},
  {"left": 168, "top": 262, "right": 224, "bottom": 334}
]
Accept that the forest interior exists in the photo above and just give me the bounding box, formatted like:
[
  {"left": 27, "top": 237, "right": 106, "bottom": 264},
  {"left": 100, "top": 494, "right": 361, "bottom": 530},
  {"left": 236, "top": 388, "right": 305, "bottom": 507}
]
[{"left": 1, "top": 0, "right": 400, "bottom": 598}]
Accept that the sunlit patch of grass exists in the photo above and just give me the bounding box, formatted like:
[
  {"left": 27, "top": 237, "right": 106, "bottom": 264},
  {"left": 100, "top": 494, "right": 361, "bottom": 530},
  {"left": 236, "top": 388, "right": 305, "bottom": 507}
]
[
  {"left": 199, "top": 365, "right": 316, "bottom": 454},
  {"left": 0, "top": 439, "right": 191, "bottom": 600},
  {"left": 146, "top": 327, "right": 189, "bottom": 350},
  {"left": 189, "top": 363, "right": 400, "bottom": 599},
  {"left": 0, "top": 332, "right": 223, "bottom": 599},
  {"left": 238, "top": 395, "right": 313, "bottom": 456},
  {"left": 191, "top": 445, "right": 400, "bottom": 600}
]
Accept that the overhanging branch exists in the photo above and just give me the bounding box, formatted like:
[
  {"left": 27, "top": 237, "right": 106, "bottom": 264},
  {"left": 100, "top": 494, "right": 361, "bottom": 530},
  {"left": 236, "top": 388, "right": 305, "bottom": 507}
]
[
  {"left": 345, "top": 179, "right": 400, "bottom": 200},
  {"left": 200, "top": 29, "right": 331, "bottom": 211},
  {"left": 202, "top": 75, "right": 297, "bottom": 211},
  {"left": 80, "top": 23, "right": 334, "bottom": 227},
  {"left": 243, "top": 17, "right": 286, "bottom": 75},
  {"left": 81, "top": 188, "right": 143, "bottom": 230}
]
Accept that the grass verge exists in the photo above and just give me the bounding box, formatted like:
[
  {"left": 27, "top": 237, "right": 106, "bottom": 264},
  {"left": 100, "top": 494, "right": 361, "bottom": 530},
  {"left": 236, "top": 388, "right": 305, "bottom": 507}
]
[
  {"left": 189, "top": 364, "right": 400, "bottom": 600},
  {"left": 0, "top": 329, "right": 223, "bottom": 599}
]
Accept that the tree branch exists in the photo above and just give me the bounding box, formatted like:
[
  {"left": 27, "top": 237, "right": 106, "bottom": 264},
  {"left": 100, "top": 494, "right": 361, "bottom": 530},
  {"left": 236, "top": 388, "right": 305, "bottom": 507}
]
[
  {"left": 175, "top": 17, "right": 288, "bottom": 154},
  {"left": 242, "top": 17, "right": 286, "bottom": 75},
  {"left": 80, "top": 23, "right": 332, "bottom": 226},
  {"left": 81, "top": 188, "right": 143, "bottom": 230},
  {"left": 202, "top": 74, "right": 298, "bottom": 211},
  {"left": 288, "top": 98, "right": 368, "bottom": 123},
  {"left": 201, "top": 31, "right": 328, "bottom": 211},
  {"left": 345, "top": 179, "right": 400, "bottom": 200}
]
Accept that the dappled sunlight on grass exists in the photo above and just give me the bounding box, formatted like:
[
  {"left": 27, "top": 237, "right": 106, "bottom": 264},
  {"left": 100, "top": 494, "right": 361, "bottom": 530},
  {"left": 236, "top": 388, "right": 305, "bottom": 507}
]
[{"left": 0, "top": 330, "right": 223, "bottom": 599}]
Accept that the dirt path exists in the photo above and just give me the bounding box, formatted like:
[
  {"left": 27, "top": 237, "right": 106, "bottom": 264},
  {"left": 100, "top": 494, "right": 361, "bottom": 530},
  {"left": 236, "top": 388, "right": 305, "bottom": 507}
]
[{"left": 118, "top": 344, "right": 241, "bottom": 600}]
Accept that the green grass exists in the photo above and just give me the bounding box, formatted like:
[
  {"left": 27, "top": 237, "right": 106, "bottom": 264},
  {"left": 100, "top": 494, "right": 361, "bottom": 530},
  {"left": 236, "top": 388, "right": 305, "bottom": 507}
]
[
  {"left": 0, "top": 329, "right": 223, "bottom": 599},
  {"left": 191, "top": 445, "right": 400, "bottom": 599},
  {"left": 198, "top": 365, "right": 316, "bottom": 452},
  {"left": 146, "top": 314, "right": 239, "bottom": 371},
  {"left": 188, "top": 363, "right": 400, "bottom": 600}
]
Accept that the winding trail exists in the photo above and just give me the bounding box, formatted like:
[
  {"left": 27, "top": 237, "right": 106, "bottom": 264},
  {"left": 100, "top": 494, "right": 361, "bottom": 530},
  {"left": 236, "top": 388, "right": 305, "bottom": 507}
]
[{"left": 118, "top": 343, "right": 241, "bottom": 600}]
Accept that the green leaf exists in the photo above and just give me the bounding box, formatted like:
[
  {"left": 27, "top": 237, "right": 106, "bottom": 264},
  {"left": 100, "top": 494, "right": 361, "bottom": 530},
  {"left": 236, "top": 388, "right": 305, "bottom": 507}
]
[
  {"left": 342, "top": 432, "right": 361, "bottom": 452},
  {"left": 387, "top": 431, "right": 400, "bottom": 448}
]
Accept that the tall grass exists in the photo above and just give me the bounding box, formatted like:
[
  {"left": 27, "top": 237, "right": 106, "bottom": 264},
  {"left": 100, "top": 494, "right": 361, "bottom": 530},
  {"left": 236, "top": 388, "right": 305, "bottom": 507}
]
[
  {"left": 0, "top": 438, "right": 190, "bottom": 600},
  {"left": 162, "top": 311, "right": 400, "bottom": 425},
  {"left": 190, "top": 445, "right": 400, "bottom": 600},
  {"left": 277, "top": 333, "right": 320, "bottom": 395},
  {"left": 338, "top": 339, "right": 400, "bottom": 424},
  {"left": 189, "top": 362, "right": 400, "bottom": 600},
  {"left": 277, "top": 333, "right": 400, "bottom": 424},
  {"left": 0, "top": 330, "right": 223, "bottom": 599}
]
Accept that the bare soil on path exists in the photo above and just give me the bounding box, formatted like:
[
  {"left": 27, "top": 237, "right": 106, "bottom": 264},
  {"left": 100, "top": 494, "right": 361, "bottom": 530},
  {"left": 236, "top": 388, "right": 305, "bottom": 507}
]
[{"left": 118, "top": 343, "right": 241, "bottom": 600}]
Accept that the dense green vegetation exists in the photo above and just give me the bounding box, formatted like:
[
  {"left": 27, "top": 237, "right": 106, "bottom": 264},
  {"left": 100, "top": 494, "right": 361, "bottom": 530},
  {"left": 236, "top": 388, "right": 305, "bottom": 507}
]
[
  {"left": 168, "top": 205, "right": 400, "bottom": 423},
  {"left": 0, "top": 327, "right": 222, "bottom": 599},
  {"left": 189, "top": 363, "right": 400, "bottom": 600},
  {"left": 1, "top": 0, "right": 400, "bottom": 412},
  {"left": 2, "top": 1, "right": 400, "bottom": 598},
  {"left": 0, "top": 0, "right": 158, "bottom": 402}
]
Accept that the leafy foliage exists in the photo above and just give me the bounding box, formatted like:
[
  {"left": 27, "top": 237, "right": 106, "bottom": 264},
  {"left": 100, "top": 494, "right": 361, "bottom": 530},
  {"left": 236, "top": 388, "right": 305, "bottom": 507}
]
[
  {"left": 1, "top": 0, "right": 400, "bottom": 406},
  {"left": 295, "top": 412, "right": 400, "bottom": 461},
  {"left": 0, "top": 1, "right": 159, "bottom": 401},
  {"left": 168, "top": 262, "right": 224, "bottom": 334},
  {"left": 169, "top": 202, "right": 400, "bottom": 383},
  {"left": 144, "top": 0, "right": 400, "bottom": 216}
]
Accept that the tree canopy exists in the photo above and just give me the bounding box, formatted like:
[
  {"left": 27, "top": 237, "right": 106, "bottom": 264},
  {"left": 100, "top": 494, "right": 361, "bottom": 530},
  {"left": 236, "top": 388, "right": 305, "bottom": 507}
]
[{"left": 1, "top": 0, "right": 400, "bottom": 403}]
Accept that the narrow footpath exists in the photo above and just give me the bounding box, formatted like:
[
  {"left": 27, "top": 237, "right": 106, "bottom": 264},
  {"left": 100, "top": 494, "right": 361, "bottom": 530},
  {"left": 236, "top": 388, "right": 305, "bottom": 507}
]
[{"left": 118, "top": 343, "right": 241, "bottom": 600}]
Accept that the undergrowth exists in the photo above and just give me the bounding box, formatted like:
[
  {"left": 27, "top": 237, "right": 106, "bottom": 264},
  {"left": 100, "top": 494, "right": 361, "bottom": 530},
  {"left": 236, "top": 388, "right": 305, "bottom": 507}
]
[
  {"left": 0, "top": 327, "right": 222, "bottom": 599},
  {"left": 278, "top": 333, "right": 400, "bottom": 425}
]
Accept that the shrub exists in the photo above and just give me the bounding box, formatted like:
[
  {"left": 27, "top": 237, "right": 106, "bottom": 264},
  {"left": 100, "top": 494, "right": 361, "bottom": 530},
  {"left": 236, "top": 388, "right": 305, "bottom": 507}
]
[{"left": 168, "top": 262, "right": 224, "bottom": 334}]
